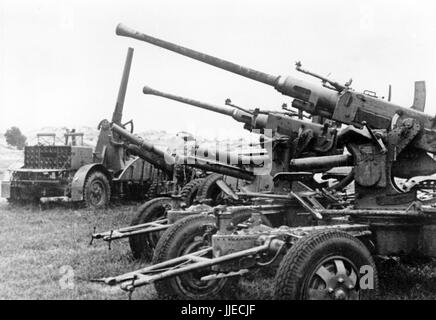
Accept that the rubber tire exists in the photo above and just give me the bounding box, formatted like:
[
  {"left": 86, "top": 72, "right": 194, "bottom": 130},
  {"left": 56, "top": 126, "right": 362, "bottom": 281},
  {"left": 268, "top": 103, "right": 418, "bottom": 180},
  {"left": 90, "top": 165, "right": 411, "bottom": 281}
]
[
  {"left": 83, "top": 171, "right": 111, "bottom": 209},
  {"left": 153, "top": 215, "right": 226, "bottom": 300},
  {"left": 273, "top": 230, "right": 379, "bottom": 300},
  {"left": 128, "top": 197, "right": 172, "bottom": 260},
  {"left": 197, "top": 174, "right": 225, "bottom": 206},
  {"left": 180, "top": 178, "right": 204, "bottom": 207},
  {"left": 152, "top": 209, "right": 271, "bottom": 299}
]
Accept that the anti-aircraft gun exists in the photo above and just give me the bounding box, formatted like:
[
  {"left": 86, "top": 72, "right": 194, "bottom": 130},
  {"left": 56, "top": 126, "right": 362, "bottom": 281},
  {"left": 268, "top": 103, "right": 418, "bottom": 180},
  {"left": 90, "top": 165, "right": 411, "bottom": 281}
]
[
  {"left": 141, "top": 85, "right": 352, "bottom": 206},
  {"left": 91, "top": 85, "right": 348, "bottom": 259},
  {"left": 141, "top": 85, "right": 341, "bottom": 174},
  {"left": 115, "top": 23, "right": 436, "bottom": 208},
  {"left": 93, "top": 24, "right": 436, "bottom": 300}
]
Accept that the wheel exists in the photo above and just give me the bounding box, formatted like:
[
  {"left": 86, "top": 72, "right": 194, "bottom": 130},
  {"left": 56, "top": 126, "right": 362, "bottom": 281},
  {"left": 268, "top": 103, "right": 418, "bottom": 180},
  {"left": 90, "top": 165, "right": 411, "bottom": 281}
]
[
  {"left": 84, "top": 171, "right": 111, "bottom": 209},
  {"left": 128, "top": 197, "right": 173, "bottom": 260},
  {"left": 180, "top": 178, "right": 204, "bottom": 207},
  {"left": 197, "top": 174, "right": 226, "bottom": 206},
  {"left": 153, "top": 214, "right": 228, "bottom": 299},
  {"left": 274, "top": 230, "right": 378, "bottom": 300},
  {"left": 152, "top": 209, "right": 271, "bottom": 299}
]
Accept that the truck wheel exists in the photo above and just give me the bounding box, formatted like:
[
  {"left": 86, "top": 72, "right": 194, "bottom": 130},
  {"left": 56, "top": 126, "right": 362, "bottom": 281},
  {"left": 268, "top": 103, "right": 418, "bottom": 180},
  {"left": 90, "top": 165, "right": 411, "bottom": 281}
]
[
  {"left": 129, "top": 197, "right": 173, "bottom": 260},
  {"left": 84, "top": 171, "right": 111, "bottom": 209},
  {"left": 180, "top": 178, "right": 204, "bottom": 207},
  {"left": 197, "top": 174, "right": 226, "bottom": 206},
  {"left": 274, "top": 230, "right": 378, "bottom": 300}
]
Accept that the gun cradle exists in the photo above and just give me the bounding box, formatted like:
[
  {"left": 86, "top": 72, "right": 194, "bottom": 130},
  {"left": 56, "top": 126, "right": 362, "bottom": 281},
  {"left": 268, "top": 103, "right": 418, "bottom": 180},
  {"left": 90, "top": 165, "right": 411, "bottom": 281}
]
[
  {"left": 333, "top": 91, "right": 436, "bottom": 154},
  {"left": 263, "top": 113, "right": 337, "bottom": 154},
  {"left": 339, "top": 116, "right": 436, "bottom": 208}
]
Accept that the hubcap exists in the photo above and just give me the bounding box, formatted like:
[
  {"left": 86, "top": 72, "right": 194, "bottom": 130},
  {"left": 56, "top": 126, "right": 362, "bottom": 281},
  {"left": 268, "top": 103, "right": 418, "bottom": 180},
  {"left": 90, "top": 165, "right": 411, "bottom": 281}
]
[{"left": 305, "top": 256, "right": 359, "bottom": 300}]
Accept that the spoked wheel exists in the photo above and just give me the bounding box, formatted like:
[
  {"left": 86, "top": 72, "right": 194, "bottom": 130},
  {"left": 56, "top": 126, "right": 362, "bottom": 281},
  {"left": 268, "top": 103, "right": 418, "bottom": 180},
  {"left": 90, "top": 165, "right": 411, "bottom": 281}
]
[
  {"left": 129, "top": 197, "right": 172, "bottom": 260},
  {"left": 305, "top": 256, "right": 360, "bottom": 300},
  {"left": 84, "top": 171, "right": 111, "bottom": 209},
  {"left": 174, "top": 223, "right": 220, "bottom": 297},
  {"left": 274, "top": 230, "right": 378, "bottom": 300},
  {"left": 153, "top": 215, "right": 230, "bottom": 299}
]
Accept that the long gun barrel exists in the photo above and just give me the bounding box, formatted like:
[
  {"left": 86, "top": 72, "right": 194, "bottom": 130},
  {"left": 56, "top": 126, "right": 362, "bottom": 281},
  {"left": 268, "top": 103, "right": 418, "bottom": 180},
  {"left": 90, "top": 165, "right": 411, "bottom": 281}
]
[
  {"left": 116, "top": 24, "right": 337, "bottom": 118},
  {"left": 289, "top": 154, "right": 353, "bottom": 171},
  {"left": 112, "top": 123, "right": 258, "bottom": 180},
  {"left": 195, "top": 146, "right": 269, "bottom": 166},
  {"left": 142, "top": 85, "right": 337, "bottom": 153},
  {"left": 177, "top": 155, "right": 255, "bottom": 181},
  {"left": 142, "top": 85, "right": 265, "bottom": 129},
  {"left": 112, "top": 47, "right": 134, "bottom": 125},
  {"left": 116, "top": 24, "right": 436, "bottom": 154}
]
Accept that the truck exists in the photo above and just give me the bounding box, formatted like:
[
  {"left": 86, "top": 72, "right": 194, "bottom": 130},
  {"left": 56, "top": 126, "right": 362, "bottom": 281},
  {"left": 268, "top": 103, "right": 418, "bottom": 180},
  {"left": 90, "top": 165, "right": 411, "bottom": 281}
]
[{"left": 1, "top": 48, "right": 193, "bottom": 208}]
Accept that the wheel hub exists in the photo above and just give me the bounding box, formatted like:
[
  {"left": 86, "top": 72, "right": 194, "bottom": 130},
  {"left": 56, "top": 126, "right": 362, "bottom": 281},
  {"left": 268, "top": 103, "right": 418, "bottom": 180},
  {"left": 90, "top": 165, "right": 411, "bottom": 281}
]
[
  {"left": 90, "top": 182, "right": 104, "bottom": 204},
  {"left": 333, "top": 288, "right": 347, "bottom": 300},
  {"left": 178, "top": 235, "right": 215, "bottom": 290},
  {"left": 307, "top": 257, "right": 359, "bottom": 300}
]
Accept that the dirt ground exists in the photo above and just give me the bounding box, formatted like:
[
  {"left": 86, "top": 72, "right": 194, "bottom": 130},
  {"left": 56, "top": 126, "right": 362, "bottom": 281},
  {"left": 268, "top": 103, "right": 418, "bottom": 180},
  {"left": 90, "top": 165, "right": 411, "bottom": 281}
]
[{"left": 1, "top": 199, "right": 436, "bottom": 300}]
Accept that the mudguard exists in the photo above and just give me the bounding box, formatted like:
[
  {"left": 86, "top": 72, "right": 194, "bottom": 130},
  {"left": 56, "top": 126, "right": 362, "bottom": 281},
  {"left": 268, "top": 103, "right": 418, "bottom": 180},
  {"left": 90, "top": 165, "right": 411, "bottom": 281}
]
[{"left": 71, "top": 163, "right": 110, "bottom": 201}]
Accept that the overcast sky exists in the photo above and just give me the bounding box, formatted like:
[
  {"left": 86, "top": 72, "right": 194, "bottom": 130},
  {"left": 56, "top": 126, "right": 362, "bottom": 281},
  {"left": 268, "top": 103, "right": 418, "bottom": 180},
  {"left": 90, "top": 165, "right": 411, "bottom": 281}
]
[{"left": 1, "top": 0, "right": 436, "bottom": 139}]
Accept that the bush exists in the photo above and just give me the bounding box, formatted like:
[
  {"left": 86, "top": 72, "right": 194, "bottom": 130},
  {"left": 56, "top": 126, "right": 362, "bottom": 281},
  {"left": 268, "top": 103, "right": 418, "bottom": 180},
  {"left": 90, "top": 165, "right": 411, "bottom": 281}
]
[{"left": 4, "top": 127, "right": 27, "bottom": 150}]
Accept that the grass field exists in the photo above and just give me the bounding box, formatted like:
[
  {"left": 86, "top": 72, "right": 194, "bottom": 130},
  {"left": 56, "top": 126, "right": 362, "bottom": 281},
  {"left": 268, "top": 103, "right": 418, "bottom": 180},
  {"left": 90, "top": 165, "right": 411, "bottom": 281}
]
[{"left": 1, "top": 199, "right": 436, "bottom": 300}]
